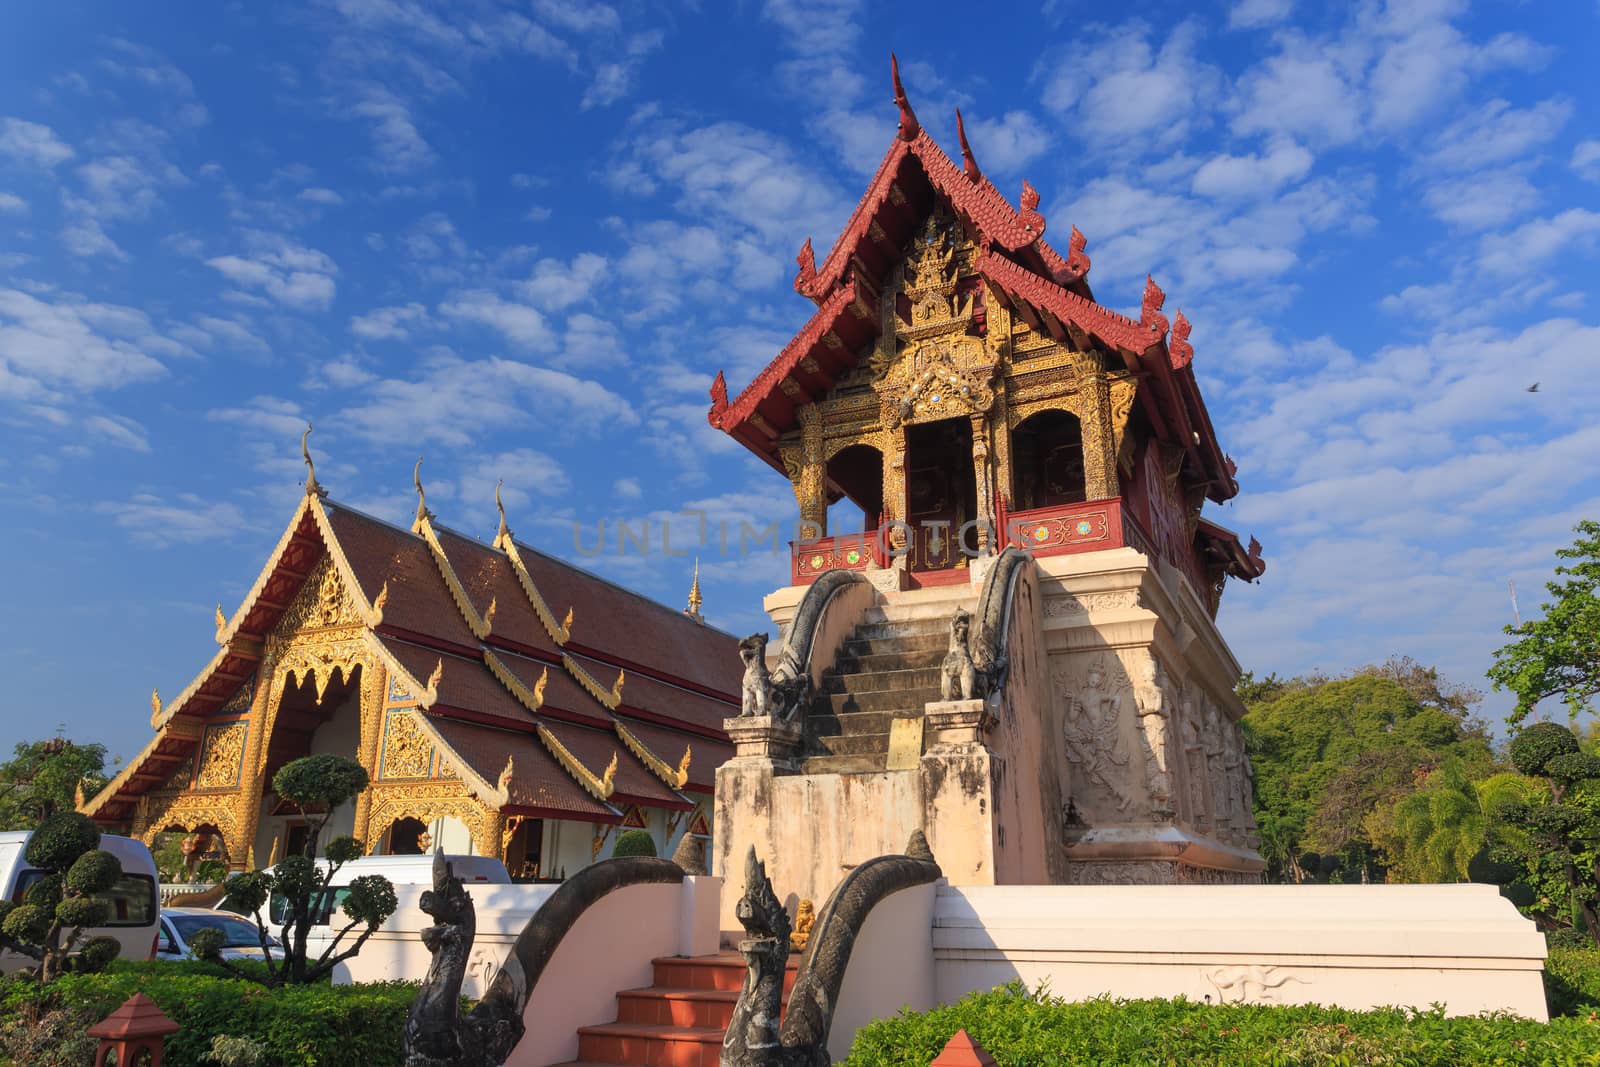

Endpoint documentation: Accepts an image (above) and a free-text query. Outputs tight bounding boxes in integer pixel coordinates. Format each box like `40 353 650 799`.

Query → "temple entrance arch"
1011 409 1088 511
375 813 476 856
905 417 978 571
825 442 884 535
381 816 428 855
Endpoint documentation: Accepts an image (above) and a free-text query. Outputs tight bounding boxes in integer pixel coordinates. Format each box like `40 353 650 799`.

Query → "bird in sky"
1527 383 1540 392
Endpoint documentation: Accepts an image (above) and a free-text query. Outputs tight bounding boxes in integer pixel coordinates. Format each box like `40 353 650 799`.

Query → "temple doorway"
825 443 884 538
905 417 977 572
1011 410 1088 511
382 817 429 855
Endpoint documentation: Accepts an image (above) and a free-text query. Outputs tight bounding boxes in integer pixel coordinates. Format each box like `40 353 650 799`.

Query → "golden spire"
301 423 327 498
412 456 434 529
214 603 226 637
149 688 162 727
685 558 704 621
494 479 512 546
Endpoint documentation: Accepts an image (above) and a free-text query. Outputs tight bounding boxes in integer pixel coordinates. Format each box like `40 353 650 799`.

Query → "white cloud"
1228 0 1292 29
531 0 619 34
613 477 642 499
298 186 344 205
1422 172 1540 230
206 235 339 310
1191 140 1313 199
0 117 73 167
1039 21 1223 146
1572 141 1600 183
580 31 663 110
1230 33 1363 145
1422 98 1571 172
0 192 25 214
519 253 608 310
97 493 248 548
457 447 571 522
0 288 170 399
350 302 430 341
1478 210 1600 276
438 291 551 349
207 395 308 439
337 356 637 446
350 88 435 174
965 111 1050 174
83 413 150 452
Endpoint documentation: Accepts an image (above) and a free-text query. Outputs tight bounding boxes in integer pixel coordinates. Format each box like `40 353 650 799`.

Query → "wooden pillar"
883 423 908 553
1077 350 1119 500
797 404 827 536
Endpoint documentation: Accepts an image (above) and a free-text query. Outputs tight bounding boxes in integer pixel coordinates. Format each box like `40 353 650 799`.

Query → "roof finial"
890 53 920 141
793 237 817 296
955 108 981 181
1169 310 1194 370
494 479 512 545
301 423 327 498
1141 275 1169 339
708 369 728 429
686 558 704 621
1067 224 1091 276
412 456 434 528
1019 180 1045 237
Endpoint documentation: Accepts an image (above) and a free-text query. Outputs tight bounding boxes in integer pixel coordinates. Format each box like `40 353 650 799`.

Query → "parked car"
157 907 281 961
0 829 160 974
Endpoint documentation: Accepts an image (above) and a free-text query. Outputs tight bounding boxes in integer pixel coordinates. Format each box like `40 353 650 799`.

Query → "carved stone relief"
1053 652 1137 819
1202 965 1307 1004
1133 656 1174 820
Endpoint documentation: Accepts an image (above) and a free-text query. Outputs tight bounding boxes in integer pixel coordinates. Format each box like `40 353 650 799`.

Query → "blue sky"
2 1 1597 765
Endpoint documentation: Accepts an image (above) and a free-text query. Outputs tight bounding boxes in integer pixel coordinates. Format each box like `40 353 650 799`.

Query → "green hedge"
846 982 1600 1067
1544 946 1600 1019
0 961 417 1067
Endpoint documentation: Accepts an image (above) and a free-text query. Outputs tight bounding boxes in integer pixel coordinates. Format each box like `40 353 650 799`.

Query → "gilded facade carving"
194 721 249 790
379 709 435 780
365 777 500 857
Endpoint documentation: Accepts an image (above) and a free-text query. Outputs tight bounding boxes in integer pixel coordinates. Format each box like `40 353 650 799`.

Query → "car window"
269 887 349 926
169 913 272 948
13 869 156 927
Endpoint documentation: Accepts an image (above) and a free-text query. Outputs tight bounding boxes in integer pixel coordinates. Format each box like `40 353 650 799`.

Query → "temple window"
1011 410 1087 510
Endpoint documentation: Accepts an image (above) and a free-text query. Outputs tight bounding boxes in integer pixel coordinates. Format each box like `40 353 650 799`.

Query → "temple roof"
708 58 1239 507
83 478 736 828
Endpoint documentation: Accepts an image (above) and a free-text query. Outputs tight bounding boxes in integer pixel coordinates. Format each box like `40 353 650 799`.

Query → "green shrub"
1544 945 1600 1018
0 960 418 1067
612 829 657 858
845 982 1600 1066
1509 722 1580 778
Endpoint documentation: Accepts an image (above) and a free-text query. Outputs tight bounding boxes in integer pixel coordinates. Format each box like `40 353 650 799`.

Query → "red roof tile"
615 715 731 792
431 526 561 656
323 504 480 650
426 717 617 818
540 720 688 808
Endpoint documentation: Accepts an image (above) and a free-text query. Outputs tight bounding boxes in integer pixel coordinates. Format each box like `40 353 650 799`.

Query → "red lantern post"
87 993 180 1067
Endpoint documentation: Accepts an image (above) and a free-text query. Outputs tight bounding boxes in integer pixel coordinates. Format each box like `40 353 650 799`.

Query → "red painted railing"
791 525 884 584
1000 496 1147 559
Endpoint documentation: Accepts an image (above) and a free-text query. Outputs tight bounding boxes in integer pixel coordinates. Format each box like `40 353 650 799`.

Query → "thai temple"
706 60 1267 918
81 455 736 878
85 61 1266 898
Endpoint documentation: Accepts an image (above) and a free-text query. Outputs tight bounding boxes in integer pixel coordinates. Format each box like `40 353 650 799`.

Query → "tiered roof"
84 462 738 829
708 56 1262 582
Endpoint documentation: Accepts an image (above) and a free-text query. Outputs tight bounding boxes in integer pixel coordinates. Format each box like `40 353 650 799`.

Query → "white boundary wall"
932 883 1549 1021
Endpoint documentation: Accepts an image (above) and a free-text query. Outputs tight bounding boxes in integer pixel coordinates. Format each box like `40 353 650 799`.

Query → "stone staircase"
554 952 795 1067
801 586 975 775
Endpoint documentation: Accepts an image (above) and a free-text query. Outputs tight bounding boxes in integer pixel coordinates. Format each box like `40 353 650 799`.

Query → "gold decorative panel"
379 709 435 780
277 553 362 635
194 721 248 790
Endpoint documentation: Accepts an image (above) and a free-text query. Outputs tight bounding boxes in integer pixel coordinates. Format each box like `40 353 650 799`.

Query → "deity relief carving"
1058 654 1135 815
1133 656 1174 819
194 721 248 790
1179 690 1210 831
1201 701 1229 835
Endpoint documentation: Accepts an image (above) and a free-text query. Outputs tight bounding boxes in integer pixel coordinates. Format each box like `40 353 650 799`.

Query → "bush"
1544 945 1600 1018
845 982 1600 1066
612 829 657 858
1508 722 1579 778
0 960 418 1067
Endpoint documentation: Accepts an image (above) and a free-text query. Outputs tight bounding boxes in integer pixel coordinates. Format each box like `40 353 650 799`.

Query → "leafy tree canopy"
1490 519 1600 727
1244 663 1490 882
0 738 109 830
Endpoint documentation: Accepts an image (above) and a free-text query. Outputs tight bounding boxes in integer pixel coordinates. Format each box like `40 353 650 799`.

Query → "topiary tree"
0 812 123 982
611 829 657 858
1494 722 1600 945
199 754 397 985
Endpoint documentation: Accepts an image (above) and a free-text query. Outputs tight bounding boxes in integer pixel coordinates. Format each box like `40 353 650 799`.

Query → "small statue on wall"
1062 656 1134 812
940 609 978 701
1134 656 1174 819
1179 691 1209 830
1201 702 1231 836
738 633 773 718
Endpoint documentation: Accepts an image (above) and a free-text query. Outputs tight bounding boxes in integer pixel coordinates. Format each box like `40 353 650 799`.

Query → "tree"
1493 722 1600 945
1490 520 1600 727
0 812 123 982
1244 666 1491 883
198 754 396 985
1366 758 1487 884
612 829 657 857
0 738 108 830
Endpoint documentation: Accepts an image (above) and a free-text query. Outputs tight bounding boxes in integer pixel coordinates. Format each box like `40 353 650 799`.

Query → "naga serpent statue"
723 831 943 1067
404 850 685 1067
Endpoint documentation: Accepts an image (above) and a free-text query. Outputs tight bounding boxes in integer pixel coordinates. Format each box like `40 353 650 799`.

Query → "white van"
0 830 161 974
